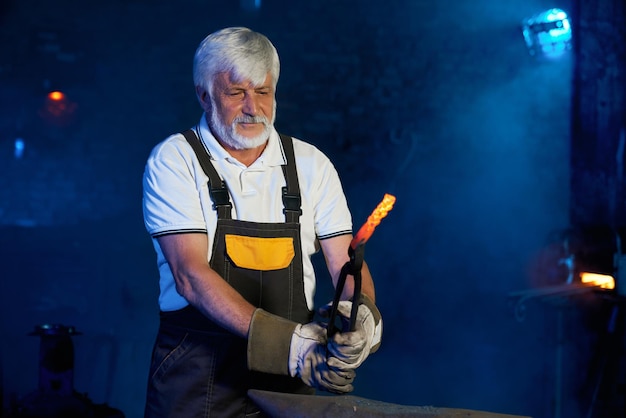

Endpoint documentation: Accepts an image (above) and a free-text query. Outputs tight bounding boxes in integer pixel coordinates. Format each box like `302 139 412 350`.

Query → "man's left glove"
324 294 382 370
247 308 355 394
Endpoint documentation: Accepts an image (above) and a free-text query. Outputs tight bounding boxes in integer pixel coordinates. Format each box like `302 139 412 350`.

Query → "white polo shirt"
143 115 353 311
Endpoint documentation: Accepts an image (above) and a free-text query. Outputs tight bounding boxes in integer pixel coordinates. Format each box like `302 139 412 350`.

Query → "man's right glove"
247 308 355 394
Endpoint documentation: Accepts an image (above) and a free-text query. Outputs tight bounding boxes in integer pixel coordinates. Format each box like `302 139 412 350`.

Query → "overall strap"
279 134 302 223
182 129 302 223
182 129 233 219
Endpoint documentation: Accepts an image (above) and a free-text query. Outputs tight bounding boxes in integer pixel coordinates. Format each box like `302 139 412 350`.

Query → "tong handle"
327 245 363 337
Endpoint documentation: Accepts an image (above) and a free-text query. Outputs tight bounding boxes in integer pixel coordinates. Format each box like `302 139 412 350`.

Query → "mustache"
233 115 270 125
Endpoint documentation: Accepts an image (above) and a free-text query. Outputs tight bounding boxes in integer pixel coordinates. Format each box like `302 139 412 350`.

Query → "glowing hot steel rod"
327 193 396 336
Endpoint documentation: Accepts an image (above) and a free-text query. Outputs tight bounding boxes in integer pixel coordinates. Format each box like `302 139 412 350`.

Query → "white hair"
193 27 280 95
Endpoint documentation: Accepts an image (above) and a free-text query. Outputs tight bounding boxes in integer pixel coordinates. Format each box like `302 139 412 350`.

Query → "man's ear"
195 86 211 112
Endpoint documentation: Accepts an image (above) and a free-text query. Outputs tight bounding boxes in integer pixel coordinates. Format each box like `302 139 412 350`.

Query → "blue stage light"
522 8 572 59
14 138 25 159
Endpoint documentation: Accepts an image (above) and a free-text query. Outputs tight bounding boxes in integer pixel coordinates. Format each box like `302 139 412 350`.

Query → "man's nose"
242 93 258 115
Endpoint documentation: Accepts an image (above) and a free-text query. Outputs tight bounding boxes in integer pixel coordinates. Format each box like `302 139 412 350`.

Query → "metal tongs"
327 243 365 336
326 194 396 337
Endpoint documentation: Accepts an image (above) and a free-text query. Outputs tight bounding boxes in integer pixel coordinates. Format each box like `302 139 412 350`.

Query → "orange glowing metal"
351 193 396 249
580 272 615 290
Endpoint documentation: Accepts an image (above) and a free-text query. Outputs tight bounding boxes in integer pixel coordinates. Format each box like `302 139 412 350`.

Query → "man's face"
206 71 276 150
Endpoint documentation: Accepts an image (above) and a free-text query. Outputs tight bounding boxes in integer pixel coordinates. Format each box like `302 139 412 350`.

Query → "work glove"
322 294 382 370
247 308 355 393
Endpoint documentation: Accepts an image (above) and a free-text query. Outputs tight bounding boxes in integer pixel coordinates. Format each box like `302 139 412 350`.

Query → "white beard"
209 99 276 150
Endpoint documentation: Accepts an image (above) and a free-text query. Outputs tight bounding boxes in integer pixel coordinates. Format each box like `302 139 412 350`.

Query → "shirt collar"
196 114 286 168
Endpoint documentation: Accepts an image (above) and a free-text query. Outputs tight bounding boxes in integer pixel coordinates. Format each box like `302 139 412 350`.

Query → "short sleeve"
292 139 352 240
142 135 208 237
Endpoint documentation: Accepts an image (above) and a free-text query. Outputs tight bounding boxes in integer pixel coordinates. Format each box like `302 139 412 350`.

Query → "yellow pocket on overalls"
224 234 295 271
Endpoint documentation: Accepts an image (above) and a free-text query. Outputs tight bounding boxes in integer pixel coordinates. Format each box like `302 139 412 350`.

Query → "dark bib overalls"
144 131 314 418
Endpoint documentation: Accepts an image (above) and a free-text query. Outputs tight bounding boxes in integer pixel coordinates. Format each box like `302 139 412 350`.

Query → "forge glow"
580 272 616 290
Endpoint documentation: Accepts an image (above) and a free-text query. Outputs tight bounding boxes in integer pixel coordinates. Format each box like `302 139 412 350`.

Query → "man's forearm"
179 266 257 338
357 261 376 303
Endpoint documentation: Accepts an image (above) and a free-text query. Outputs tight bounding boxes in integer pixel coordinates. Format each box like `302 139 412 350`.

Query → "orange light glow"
351 194 396 249
580 272 615 290
40 90 77 124
47 91 66 101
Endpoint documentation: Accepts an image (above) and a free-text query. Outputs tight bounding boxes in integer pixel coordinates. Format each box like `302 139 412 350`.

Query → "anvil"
248 389 531 418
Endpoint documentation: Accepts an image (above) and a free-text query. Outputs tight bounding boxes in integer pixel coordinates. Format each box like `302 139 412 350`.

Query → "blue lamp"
522 8 572 58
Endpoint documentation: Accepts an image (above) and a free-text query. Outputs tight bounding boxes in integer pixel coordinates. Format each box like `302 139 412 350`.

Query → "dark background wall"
0 1 624 417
